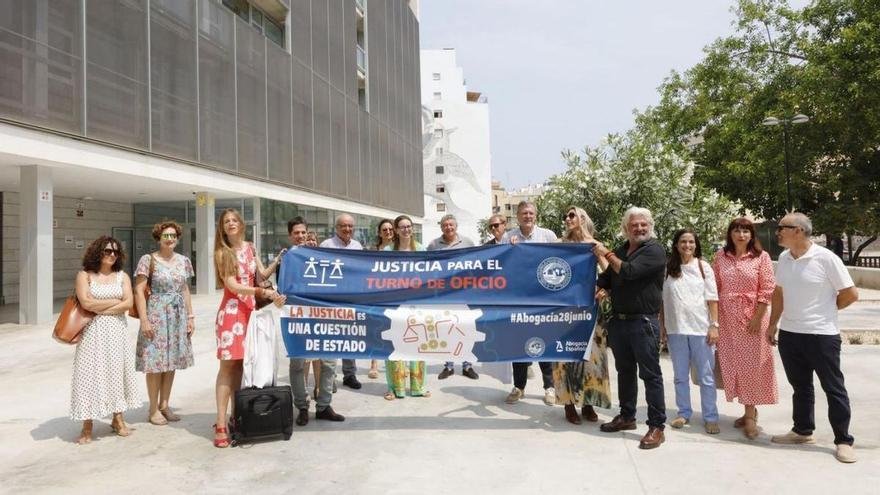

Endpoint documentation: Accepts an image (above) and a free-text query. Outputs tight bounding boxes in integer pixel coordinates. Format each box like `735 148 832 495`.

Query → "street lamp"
762 113 810 211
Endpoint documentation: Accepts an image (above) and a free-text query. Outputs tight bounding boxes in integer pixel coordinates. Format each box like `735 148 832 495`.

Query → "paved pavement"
1 292 878 495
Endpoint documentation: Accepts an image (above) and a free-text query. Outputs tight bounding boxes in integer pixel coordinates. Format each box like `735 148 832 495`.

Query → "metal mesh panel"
267 42 293 184
358 109 371 205
150 0 197 160
310 0 328 78
235 18 267 178
330 88 346 196
0 0 83 134
368 118 380 206
366 0 382 122
312 75 331 192
343 0 356 101
86 0 149 148
345 100 360 202
290 0 311 66
291 59 313 188
327 0 344 93
198 0 235 170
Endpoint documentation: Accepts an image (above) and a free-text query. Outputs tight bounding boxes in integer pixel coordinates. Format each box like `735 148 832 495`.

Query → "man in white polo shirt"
767 212 859 463
320 213 365 390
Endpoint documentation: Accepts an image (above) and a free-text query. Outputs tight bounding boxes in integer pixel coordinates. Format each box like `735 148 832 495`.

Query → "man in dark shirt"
593 207 667 449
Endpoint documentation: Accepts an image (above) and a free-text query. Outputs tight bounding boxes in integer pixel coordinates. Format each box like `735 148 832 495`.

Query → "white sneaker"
505 387 524 404
771 431 816 445
835 444 857 463
543 387 556 406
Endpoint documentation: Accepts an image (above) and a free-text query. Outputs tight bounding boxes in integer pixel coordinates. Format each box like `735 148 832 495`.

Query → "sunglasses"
161 233 178 240
566 212 577 220
775 225 798 231
489 222 505 229
381 227 394 232
102 248 120 257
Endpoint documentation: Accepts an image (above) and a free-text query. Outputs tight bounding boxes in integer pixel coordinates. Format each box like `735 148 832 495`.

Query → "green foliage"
535 126 740 253
641 0 880 249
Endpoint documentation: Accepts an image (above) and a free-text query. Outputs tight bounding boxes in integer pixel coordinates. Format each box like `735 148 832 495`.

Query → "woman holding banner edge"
382 215 431 400
552 207 612 424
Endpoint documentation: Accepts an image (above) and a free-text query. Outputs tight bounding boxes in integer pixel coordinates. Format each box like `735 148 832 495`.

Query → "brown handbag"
53 286 95 345
129 255 155 319
252 244 275 310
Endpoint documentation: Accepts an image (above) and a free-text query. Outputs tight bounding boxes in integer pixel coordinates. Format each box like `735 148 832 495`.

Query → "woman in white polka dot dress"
70 236 140 444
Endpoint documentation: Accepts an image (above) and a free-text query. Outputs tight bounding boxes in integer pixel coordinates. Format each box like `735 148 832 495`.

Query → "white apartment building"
420 48 492 243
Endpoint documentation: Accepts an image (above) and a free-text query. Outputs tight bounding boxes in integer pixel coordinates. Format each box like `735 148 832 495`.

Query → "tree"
535 125 740 253
641 0 880 263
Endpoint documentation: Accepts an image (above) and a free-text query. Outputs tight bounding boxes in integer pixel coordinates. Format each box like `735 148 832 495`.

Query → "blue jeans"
667 334 718 423
444 361 472 370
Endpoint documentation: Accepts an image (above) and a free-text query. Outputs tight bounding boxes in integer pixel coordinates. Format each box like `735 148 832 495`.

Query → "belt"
612 313 657 320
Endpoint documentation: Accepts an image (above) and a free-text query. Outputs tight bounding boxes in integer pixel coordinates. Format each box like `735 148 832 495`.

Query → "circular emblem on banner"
525 337 546 358
537 257 572 291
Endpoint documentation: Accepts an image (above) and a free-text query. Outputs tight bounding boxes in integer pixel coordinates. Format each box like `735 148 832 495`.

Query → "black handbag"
231 385 294 445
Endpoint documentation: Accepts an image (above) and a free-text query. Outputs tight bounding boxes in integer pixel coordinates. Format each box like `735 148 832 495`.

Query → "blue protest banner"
277 243 597 362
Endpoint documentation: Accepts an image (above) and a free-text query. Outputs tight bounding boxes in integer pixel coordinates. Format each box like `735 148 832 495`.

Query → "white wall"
1 192 133 304
420 49 492 243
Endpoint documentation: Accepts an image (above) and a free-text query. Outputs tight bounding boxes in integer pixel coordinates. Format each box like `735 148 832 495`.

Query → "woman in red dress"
212 208 284 448
712 218 777 440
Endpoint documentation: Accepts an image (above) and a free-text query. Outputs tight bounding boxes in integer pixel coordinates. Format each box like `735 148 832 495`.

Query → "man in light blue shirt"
427 214 478 380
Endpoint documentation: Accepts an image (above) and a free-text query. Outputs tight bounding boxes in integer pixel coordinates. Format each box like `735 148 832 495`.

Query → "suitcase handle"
247 394 281 416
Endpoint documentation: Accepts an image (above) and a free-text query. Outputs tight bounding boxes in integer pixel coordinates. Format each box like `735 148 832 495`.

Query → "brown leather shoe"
296 408 309 426
582 405 599 422
315 406 345 422
600 415 637 432
564 404 582 425
638 426 665 449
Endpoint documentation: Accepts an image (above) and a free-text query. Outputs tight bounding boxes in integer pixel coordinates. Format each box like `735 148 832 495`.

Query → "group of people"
66 201 859 463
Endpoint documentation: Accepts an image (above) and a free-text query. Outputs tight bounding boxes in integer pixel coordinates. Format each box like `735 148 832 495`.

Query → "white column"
251 197 261 259
195 192 215 295
19 165 54 324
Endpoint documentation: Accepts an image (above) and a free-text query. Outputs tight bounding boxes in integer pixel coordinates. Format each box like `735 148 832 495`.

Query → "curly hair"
82 235 126 273
151 220 183 241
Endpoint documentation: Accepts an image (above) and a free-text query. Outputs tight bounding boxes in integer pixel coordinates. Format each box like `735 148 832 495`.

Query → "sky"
418 0 760 189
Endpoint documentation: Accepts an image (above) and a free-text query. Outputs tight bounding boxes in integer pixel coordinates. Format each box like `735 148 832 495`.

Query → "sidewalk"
1 292 878 494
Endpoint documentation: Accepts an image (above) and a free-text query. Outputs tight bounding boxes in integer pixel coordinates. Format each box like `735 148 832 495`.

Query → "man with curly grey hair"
592 206 668 449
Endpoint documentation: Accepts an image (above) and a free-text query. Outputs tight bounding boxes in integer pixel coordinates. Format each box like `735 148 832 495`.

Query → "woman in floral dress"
134 221 194 426
552 207 612 424
212 208 285 448
713 217 777 440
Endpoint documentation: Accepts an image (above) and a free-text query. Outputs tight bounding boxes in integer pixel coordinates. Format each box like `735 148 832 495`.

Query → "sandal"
148 411 168 426
368 369 379 379
213 424 230 448
734 410 758 428
743 416 758 440
110 416 131 437
160 407 181 422
384 391 397 401
78 420 93 445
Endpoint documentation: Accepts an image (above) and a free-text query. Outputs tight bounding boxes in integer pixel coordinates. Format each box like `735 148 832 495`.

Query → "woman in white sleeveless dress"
70 236 140 444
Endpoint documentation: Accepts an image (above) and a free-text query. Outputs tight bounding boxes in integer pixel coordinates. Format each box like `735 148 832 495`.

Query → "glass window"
433 110 443 119
435 165 444 174
436 184 445 193
433 129 443 138
251 6 263 31
433 92 441 100
222 0 249 21
436 147 444 156
265 18 284 47
432 72 441 80
436 203 446 212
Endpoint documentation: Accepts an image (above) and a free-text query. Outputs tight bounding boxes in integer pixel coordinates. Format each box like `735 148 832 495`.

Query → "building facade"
0 0 423 323
420 48 491 243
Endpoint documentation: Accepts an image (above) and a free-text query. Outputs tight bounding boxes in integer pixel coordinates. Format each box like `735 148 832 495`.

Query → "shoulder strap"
698 259 705 279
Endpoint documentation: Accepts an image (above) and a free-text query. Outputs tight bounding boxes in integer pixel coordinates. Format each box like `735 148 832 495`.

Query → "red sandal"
213 424 230 448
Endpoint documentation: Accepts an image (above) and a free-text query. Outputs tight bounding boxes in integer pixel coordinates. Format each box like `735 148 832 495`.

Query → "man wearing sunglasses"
484 214 507 245
427 214 478 380
767 213 859 463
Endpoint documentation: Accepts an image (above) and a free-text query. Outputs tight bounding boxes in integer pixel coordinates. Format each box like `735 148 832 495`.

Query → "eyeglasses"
102 249 120 257
775 225 798 232
489 222 505 229
381 227 394 232
398 225 413 231
161 233 178 240
566 212 577 220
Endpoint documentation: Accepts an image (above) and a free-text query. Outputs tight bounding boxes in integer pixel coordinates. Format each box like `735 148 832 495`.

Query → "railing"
855 256 880 268
357 45 366 72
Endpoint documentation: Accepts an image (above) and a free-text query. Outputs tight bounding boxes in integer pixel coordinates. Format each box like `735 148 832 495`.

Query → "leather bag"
53 291 95 345
252 245 275 310
130 255 155 319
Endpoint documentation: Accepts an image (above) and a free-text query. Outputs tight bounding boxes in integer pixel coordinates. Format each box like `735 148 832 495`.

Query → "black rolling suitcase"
231 385 294 445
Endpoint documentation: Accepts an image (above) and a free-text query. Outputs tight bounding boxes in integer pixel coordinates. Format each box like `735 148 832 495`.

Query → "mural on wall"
421 106 487 241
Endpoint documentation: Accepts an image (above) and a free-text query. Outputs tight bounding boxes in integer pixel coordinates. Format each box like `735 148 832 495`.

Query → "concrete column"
251 197 261 259
19 165 53 324
195 192 215 295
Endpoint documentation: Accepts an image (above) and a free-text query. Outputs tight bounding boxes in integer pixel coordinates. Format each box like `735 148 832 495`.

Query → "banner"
277 243 597 362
